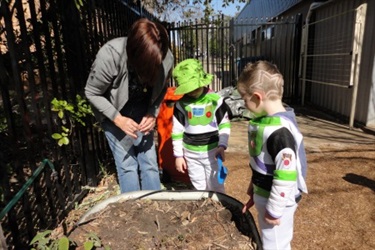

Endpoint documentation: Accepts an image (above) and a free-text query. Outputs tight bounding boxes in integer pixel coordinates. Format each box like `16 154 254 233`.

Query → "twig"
155 215 160 231
212 242 229 249
76 206 109 226
200 198 209 207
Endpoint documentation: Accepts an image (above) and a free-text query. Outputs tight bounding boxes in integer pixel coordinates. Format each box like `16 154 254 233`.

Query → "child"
171 59 231 193
237 61 308 250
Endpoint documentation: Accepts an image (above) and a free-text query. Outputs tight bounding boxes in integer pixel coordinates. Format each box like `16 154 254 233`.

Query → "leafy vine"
51 95 94 146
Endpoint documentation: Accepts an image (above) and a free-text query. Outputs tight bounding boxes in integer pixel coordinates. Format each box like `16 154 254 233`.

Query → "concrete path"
227 107 375 154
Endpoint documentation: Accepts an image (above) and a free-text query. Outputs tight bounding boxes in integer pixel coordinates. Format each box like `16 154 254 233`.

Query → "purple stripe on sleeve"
254 156 275 174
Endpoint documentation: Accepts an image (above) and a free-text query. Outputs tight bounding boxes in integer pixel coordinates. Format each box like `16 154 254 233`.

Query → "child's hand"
264 211 281 226
242 182 254 213
242 198 254 213
175 157 187 174
216 146 226 161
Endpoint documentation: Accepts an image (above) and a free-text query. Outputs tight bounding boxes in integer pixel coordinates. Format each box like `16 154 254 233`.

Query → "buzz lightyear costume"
248 111 308 250
171 59 231 193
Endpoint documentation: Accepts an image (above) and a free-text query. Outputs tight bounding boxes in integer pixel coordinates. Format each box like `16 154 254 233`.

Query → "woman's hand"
139 114 156 135
113 114 140 139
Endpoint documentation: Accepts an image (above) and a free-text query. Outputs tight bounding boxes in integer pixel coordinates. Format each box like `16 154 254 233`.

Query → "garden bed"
69 191 261 249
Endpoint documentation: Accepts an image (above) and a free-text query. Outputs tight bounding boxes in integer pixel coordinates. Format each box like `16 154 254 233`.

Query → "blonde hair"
237 61 284 100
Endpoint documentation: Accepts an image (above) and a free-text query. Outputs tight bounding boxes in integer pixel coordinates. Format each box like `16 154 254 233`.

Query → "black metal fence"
167 17 238 91
0 0 155 248
231 15 303 103
0 0 303 247
168 15 302 103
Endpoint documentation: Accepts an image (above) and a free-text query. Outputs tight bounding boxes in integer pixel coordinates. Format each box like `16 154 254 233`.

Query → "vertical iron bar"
1 2 31 138
28 0 53 135
39 0 59 98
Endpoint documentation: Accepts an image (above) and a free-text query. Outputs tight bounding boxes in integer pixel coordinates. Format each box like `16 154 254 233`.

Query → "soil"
224 113 375 250
52 108 375 250
69 198 257 249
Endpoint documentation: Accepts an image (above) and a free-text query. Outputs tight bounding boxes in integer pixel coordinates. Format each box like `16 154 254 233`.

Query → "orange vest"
156 87 190 183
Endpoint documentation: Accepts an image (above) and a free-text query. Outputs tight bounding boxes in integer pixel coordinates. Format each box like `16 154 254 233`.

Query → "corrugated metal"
230 16 302 103
234 0 375 127
304 0 374 127
237 0 303 19
306 3 355 115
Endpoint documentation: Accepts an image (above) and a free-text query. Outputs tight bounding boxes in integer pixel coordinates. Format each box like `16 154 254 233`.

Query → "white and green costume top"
172 88 231 157
248 110 308 219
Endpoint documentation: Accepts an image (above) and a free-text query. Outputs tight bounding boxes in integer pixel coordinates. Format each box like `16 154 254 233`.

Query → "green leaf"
61 126 70 133
87 232 100 242
65 104 74 112
58 110 64 119
52 133 62 139
58 237 70 250
62 137 70 145
58 137 69 146
84 241 94 250
29 230 52 244
51 98 59 106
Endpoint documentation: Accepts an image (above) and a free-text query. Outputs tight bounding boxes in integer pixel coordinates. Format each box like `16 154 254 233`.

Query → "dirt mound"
69 198 258 249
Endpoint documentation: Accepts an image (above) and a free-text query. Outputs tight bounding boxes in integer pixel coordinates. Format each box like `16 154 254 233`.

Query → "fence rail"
167 15 302 103
0 0 154 248
167 17 236 91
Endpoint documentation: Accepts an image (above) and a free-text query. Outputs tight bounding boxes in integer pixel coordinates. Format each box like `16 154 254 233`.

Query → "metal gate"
167 14 302 104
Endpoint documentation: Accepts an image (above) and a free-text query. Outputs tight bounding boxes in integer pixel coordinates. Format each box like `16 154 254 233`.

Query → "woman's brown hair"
126 18 169 86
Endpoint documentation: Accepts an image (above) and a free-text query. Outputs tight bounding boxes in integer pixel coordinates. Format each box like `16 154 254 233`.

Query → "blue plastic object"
217 155 228 184
132 131 143 146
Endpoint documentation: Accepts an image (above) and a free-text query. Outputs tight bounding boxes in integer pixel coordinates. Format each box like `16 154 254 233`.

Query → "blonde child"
237 60 308 250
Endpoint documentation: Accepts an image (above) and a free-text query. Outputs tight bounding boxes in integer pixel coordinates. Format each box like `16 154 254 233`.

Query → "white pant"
184 148 225 193
254 194 298 250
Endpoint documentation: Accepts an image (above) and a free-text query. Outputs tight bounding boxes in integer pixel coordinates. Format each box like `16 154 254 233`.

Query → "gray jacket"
85 37 174 122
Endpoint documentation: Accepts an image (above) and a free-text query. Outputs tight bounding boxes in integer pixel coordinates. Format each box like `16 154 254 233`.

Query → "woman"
85 18 174 193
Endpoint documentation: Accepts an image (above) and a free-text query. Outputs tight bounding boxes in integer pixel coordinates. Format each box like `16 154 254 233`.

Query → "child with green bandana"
237 60 308 250
171 59 231 193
